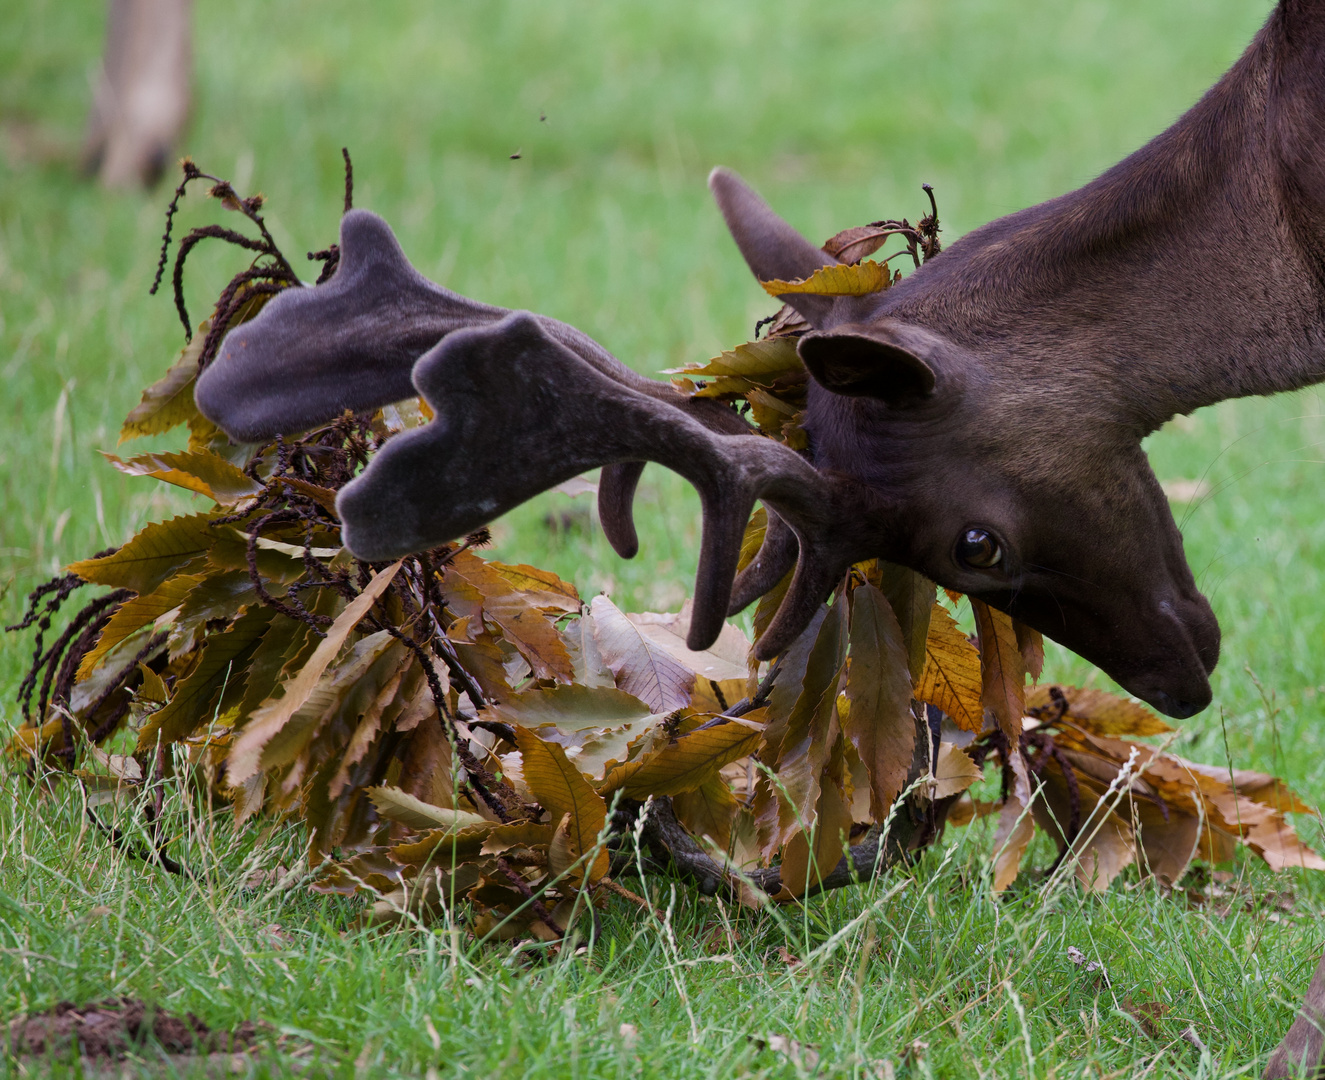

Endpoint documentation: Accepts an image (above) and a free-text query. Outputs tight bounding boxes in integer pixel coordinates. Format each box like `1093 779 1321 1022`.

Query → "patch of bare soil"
8 997 260 1063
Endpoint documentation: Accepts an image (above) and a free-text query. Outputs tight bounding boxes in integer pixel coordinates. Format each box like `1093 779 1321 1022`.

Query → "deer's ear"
709 167 844 327
797 321 939 401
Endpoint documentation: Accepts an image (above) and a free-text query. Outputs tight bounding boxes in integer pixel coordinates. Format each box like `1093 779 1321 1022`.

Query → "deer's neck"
885 9 1325 434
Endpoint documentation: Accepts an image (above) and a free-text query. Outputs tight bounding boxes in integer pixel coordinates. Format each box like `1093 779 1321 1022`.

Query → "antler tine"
337 312 893 653
742 470 897 659
194 208 740 564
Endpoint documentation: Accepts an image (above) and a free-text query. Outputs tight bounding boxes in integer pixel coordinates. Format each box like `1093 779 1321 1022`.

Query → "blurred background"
4 0 1320 803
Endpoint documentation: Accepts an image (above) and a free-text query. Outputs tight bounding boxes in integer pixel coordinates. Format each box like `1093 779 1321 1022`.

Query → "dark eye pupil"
957 528 1002 569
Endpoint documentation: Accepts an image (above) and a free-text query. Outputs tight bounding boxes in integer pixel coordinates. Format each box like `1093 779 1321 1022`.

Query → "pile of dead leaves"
6 162 1320 942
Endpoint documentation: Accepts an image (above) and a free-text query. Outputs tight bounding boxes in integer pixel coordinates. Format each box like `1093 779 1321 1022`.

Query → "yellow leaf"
971 598 1024 743
914 603 983 732
666 336 805 399
226 561 402 783
102 449 265 504
515 727 609 883
600 714 766 798
761 260 892 298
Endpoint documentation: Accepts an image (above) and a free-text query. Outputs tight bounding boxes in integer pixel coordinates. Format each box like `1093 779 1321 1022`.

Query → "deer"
194 2 1325 1073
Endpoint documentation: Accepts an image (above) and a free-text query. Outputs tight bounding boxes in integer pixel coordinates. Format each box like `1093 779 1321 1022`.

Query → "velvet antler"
193 209 744 562
336 313 898 657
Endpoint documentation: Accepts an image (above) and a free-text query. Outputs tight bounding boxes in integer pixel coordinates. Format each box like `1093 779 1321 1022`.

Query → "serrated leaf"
492 684 655 732
76 573 203 679
227 562 402 784
445 550 573 683
667 336 805 399
991 797 1035 892
843 584 914 818
118 331 207 443
761 261 892 297
1014 620 1044 683
601 713 766 798
1027 684 1172 736
624 601 752 683
136 606 274 749
103 448 265 503
70 513 220 596
589 594 695 712
913 602 983 732
515 727 609 883
932 742 983 799
971 599 1024 743
480 821 556 855
487 561 581 613
390 824 493 866
875 563 935 684
672 777 754 867
757 601 847 853
368 786 489 832
775 765 853 899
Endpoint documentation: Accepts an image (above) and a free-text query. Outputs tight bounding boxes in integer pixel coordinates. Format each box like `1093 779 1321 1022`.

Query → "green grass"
3 0 1324 1075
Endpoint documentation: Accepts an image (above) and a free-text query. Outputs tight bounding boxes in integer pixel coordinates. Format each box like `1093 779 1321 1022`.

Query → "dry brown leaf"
775 768 853 899
514 727 609 883
933 743 983 800
914 602 983 732
492 684 655 732
445 550 573 683
487 560 581 613
227 561 402 783
672 777 758 868
874 563 935 684
991 797 1036 892
589 595 695 712
368 787 489 832
1027 684 1172 736
971 598 1024 743
842 584 913 817
1014 620 1044 683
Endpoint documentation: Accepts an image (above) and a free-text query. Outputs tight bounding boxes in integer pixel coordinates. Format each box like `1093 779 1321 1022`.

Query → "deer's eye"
956 528 1002 570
